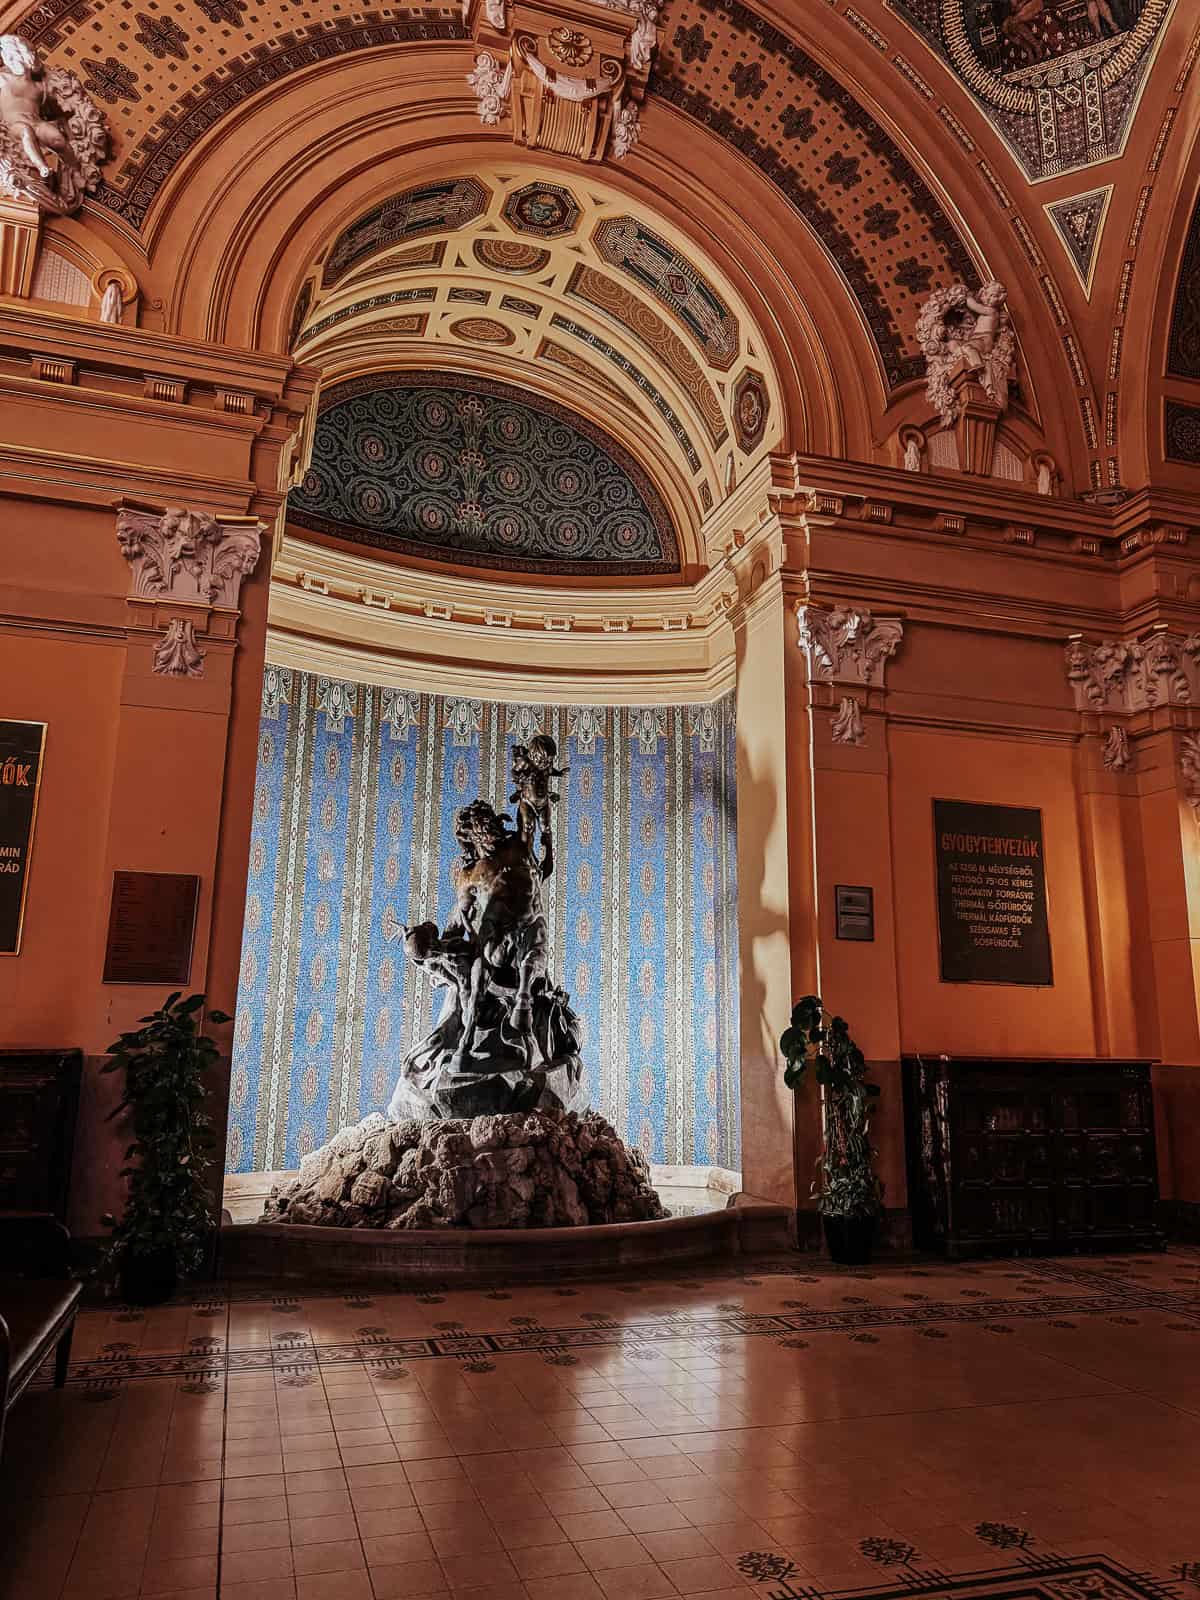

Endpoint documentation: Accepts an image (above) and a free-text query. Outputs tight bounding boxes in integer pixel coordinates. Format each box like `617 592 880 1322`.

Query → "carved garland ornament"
916 281 1016 428
0 35 109 215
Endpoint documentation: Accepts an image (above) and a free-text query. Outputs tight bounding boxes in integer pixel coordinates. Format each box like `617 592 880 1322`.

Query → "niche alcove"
219 164 795 1249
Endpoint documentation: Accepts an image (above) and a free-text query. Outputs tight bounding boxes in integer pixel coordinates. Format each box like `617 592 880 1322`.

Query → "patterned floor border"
48 1250 1200 1391
728 1554 1186 1600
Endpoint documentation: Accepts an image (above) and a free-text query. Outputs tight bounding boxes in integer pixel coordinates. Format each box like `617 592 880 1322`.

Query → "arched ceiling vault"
285 164 787 566
12 0 1193 488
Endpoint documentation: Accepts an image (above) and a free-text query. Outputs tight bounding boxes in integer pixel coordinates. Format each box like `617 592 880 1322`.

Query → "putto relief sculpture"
0 35 108 214
263 739 665 1229
917 280 1016 427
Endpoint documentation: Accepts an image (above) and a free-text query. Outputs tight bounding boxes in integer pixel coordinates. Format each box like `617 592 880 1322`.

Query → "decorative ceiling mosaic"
21 4 468 231
567 264 728 446
501 181 581 238
472 239 552 274
288 371 681 575
1044 187 1112 293
651 0 976 385
593 217 740 370
1168 188 1200 381
18 0 978 387
889 0 1172 180
322 179 489 287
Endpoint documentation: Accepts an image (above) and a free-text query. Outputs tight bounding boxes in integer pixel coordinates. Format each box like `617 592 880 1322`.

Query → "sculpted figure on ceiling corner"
0 35 108 214
916 280 1016 428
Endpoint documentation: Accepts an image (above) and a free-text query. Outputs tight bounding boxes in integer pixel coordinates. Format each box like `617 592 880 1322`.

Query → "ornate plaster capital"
797 605 904 689
116 502 264 609
1065 627 1200 714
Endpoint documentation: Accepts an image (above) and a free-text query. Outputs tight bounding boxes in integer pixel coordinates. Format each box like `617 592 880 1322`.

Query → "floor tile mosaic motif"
2 1248 1198 1599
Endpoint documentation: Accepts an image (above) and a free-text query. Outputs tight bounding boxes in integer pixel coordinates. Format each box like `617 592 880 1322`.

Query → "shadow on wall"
226 669 740 1175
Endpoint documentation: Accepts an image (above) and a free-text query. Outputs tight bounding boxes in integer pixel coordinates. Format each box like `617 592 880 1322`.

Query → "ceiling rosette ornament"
0 35 109 214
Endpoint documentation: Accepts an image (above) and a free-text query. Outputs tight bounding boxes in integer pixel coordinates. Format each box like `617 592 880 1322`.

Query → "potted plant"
780 994 883 1265
101 992 230 1305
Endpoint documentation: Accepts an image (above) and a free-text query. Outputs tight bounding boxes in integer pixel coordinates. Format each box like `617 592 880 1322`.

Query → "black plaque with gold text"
103 872 200 985
933 799 1052 986
0 720 47 956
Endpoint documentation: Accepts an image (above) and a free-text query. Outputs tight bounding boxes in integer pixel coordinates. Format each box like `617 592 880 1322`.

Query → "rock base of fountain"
261 1109 666 1230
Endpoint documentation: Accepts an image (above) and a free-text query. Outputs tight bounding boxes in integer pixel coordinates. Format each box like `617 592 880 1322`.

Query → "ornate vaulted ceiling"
286 167 783 557
9 0 1198 502
289 370 681 575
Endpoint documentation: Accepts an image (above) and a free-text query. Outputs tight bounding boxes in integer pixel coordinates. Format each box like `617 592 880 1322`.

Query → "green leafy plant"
780 994 883 1219
100 992 230 1277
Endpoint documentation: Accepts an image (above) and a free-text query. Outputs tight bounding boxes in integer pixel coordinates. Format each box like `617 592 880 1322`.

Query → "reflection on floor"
2 1248 1199 1599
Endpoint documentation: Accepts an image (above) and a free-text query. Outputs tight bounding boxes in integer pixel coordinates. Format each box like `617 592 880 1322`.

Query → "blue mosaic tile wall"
227 668 740 1174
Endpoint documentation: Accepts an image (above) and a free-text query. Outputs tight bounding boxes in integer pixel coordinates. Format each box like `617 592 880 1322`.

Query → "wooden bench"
0 1213 82 1465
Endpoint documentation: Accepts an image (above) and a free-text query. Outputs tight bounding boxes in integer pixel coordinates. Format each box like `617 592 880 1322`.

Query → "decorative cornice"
796 605 904 689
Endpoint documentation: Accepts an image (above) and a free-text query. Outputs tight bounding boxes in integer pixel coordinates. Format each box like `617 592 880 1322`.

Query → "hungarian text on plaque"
933 798 1053 986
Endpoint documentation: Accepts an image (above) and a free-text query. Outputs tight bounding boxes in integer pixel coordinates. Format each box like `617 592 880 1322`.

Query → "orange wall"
889 726 1098 1059
0 628 123 1045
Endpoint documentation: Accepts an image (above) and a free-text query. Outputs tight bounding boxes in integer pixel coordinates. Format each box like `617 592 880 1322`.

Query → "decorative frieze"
797 605 904 689
1065 627 1200 714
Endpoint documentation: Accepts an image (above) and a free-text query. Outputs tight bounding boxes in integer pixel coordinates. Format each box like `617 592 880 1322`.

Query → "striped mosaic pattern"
228 669 739 1174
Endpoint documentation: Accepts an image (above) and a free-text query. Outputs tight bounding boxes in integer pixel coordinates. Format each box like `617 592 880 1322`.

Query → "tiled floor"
3 1247 1199 1600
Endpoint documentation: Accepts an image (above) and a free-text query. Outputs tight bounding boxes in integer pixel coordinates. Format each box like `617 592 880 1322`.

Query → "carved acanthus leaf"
831 696 865 746
797 605 904 688
116 504 263 609
153 618 206 678
1180 734 1200 811
1065 631 1200 714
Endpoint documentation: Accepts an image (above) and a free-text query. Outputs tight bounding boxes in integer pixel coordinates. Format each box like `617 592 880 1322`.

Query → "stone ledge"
218 1203 795 1285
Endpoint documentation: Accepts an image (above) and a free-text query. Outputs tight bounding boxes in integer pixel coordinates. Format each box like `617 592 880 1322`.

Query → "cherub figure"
0 36 73 180
509 734 568 878
916 280 1016 426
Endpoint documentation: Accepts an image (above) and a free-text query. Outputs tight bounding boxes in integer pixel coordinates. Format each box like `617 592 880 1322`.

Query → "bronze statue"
509 733 568 877
388 743 584 1121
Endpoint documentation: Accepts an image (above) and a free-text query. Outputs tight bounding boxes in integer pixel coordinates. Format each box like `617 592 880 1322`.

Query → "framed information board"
0 719 47 956
103 871 200 985
933 799 1052 986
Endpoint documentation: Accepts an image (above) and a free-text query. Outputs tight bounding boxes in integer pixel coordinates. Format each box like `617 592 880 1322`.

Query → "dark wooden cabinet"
0 1051 81 1221
902 1055 1162 1258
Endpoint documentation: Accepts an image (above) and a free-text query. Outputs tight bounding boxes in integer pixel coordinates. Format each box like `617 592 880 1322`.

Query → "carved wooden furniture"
903 1055 1161 1258
0 1213 81 1467
0 1050 81 1221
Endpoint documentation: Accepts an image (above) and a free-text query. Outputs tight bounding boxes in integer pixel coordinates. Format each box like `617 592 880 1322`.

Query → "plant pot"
119 1248 178 1306
822 1213 877 1266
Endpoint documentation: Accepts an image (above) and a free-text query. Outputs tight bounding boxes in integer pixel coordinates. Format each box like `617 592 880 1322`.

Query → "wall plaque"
103 871 200 985
933 799 1052 986
0 720 47 956
835 885 874 941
